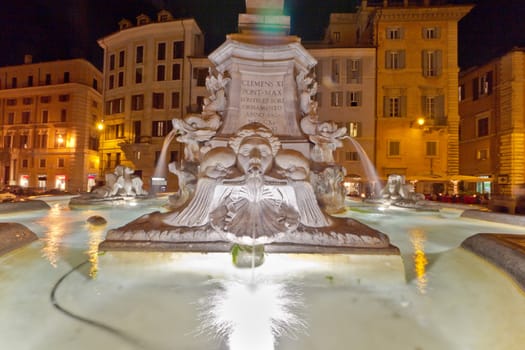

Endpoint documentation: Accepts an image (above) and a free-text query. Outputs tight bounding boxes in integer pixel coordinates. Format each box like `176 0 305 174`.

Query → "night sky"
0 0 523 70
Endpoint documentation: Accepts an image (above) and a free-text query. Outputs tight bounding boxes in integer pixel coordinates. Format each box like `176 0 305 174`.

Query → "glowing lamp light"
57 134 64 145
97 122 104 131
416 117 426 127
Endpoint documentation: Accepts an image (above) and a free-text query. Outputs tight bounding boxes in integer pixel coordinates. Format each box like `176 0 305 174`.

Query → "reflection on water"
409 229 428 294
199 279 306 350
40 204 67 267
86 224 105 278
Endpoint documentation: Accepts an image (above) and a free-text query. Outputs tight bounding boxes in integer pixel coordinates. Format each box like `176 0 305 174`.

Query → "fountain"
69 164 149 207
99 0 398 259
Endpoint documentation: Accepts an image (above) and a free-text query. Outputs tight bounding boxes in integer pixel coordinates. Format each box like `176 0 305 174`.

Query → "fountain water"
347 136 381 196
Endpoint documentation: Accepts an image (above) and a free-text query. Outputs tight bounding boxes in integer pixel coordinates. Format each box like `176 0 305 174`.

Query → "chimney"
24 54 33 64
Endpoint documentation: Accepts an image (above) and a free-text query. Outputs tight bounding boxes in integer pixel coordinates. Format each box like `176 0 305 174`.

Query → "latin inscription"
239 75 285 132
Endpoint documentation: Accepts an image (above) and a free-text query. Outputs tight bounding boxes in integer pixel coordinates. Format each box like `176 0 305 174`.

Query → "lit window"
348 122 361 137
476 149 489 160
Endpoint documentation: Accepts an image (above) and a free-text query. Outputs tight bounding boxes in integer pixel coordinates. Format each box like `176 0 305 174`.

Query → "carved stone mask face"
237 136 273 175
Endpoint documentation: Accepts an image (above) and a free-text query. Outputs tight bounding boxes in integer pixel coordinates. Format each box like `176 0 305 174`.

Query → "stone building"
459 48 525 212
97 10 208 191
0 57 102 192
319 0 472 195
306 46 377 195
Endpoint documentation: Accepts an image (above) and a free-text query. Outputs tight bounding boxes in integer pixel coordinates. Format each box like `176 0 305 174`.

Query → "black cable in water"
49 259 143 348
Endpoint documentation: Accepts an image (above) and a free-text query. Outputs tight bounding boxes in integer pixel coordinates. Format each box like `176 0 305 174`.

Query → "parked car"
0 191 17 202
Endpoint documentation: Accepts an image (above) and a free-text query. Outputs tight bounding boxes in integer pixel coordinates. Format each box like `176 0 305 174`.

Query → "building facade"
321 0 472 195
97 10 207 191
0 57 102 192
459 48 525 211
306 47 377 195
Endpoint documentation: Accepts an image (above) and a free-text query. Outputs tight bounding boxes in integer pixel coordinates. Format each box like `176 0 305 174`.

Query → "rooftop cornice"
374 5 474 22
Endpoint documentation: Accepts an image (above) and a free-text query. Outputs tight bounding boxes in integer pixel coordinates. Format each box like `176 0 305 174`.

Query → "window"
60 109 67 122
6 98 17 106
105 98 125 114
480 71 493 96
40 96 51 103
23 97 33 105
331 91 343 107
170 151 179 162
384 96 406 117
388 140 401 157
172 63 181 80
118 72 124 87
7 112 14 124
425 141 438 157
105 124 124 139
346 59 361 84
22 111 30 123
135 68 143 84
36 134 48 148
459 84 465 102
58 94 70 102
386 27 402 40
333 31 341 42
4 135 12 148
157 42 166 60
119 50 125 67
477 117 489 137
193 68 208 86
131 94 144 111
45 74 51 85
39 159 46 168
93 78 98 90
11 77 17 88
22 159 29 168
152 120 172 137
385 51 405 69
63 72 70 83
346 91 362 107
348 122 361 137
173 41 184 59
109 54 115 70
89 136 99 151
136 45 144 64
156 65 166 81
152 93 164 109
331 59 340 84
345 152 359 161
58 158 65 168
109 75 115 89
171 92 180 109
422 95 444 122
28 76 33 87
19 135 28 149
40 110 48 123
423 27 440 39
422 50 442 77
476 149 489 160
